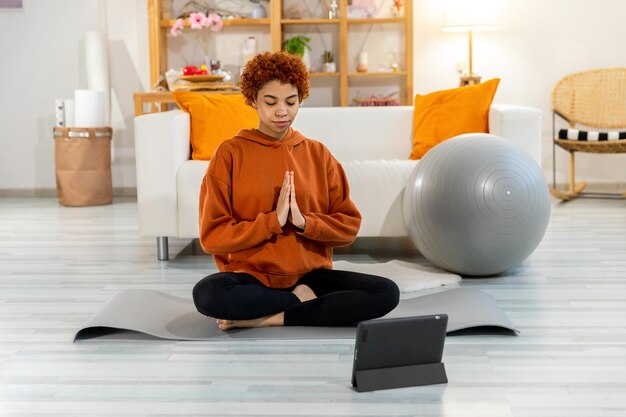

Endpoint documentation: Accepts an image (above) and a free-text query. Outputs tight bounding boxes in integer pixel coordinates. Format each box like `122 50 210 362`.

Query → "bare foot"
293 284 317 302
216 312 284 331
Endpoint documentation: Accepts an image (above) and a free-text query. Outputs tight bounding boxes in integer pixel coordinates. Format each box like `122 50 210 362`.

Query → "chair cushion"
172 92 259 160
410 79 500 159
558 128 626 141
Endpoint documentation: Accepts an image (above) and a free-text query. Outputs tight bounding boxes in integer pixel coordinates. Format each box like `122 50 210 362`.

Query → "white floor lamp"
442 0 498 86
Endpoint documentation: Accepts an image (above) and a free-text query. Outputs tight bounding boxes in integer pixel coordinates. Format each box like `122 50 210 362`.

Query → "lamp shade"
442 0 498 32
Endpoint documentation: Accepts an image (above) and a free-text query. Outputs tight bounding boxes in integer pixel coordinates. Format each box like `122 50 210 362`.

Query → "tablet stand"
353 362 447 392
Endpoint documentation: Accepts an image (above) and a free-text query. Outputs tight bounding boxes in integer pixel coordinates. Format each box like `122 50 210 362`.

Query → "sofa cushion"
336 159 417 236
292 106 414 161
410 78 500 159
177 160 209 238
175 159 418 239
173 92 259 160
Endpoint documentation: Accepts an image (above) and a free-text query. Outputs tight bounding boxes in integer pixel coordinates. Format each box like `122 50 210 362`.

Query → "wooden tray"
179 74 224 82
173 82 238 92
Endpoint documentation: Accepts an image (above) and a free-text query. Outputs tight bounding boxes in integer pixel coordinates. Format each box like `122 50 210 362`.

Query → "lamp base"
460 75 481 87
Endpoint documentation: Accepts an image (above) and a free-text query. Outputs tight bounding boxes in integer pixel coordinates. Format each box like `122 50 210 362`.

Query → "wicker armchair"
551 68 626 200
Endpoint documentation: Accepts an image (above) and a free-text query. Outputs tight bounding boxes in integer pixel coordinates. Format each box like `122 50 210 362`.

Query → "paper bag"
53 127 112 206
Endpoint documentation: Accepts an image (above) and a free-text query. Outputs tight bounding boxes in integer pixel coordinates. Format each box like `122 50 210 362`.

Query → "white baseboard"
1 183 623 198
551 182 625 193
0 187 137 197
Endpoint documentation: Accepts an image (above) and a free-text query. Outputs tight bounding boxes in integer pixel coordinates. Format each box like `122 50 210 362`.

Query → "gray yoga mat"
74 288 517 341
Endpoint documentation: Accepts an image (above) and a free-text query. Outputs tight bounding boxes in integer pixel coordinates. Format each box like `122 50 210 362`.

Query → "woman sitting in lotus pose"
192 51 399 330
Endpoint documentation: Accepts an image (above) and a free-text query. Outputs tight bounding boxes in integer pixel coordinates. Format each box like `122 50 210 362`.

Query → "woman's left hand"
288 172 306 230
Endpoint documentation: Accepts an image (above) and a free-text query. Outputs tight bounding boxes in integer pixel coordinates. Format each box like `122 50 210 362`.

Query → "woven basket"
53 127 113 206
352 96 400 107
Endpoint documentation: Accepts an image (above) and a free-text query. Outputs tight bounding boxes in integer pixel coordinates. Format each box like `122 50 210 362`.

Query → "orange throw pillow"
410 78 500 159
173 92 259 160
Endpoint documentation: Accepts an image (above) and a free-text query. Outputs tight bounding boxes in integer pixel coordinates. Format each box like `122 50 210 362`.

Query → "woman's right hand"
276 171 291 227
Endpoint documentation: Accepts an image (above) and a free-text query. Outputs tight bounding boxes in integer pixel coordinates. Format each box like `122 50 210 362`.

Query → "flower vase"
251 4 267 18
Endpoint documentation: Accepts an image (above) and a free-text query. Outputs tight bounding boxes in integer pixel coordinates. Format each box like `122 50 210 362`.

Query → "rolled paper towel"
55 99 65 127
85 30 110 125
74 90 105 127
64 99 75 127
242 36 258 65
244 36 258 53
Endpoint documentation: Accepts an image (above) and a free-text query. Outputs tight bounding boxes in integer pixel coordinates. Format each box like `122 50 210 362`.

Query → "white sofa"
134 104 542 260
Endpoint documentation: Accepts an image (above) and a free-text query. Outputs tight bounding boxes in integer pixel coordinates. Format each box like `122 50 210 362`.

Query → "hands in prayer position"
276 171 306 230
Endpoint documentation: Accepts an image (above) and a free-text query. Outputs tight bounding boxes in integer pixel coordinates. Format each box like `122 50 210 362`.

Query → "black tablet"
351 314 448 392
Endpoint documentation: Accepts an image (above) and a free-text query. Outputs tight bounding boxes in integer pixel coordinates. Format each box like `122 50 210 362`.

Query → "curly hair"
239 51 310 106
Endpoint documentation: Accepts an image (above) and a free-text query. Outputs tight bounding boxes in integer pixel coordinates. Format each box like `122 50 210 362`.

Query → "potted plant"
283 35 311 56
283 35 312 69
321 50 337 73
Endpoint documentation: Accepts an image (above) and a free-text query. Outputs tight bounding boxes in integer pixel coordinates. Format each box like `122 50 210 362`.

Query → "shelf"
347 17 405 24
160 18 270 28
148 0 413 107
282 18 339 25
348 71 407 77
282 17 406 26
309 72 341 78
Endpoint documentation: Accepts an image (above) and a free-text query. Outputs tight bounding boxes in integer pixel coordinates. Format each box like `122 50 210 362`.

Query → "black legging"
192 269 400 326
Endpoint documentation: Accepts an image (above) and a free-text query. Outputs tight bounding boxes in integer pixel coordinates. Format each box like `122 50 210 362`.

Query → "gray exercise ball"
403 134 551 276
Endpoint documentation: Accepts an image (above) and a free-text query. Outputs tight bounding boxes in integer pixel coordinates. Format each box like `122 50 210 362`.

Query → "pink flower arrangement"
206 13 223 32
189 11 205 29
169 11 224 60
170 12 223 37
170 18 184 37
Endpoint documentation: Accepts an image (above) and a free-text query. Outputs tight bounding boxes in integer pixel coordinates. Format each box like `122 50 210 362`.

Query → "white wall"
0 0 148 192
414 0 626 187
1 0 625 192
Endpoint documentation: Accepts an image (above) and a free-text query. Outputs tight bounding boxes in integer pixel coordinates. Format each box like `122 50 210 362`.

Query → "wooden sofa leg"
157 236 169 261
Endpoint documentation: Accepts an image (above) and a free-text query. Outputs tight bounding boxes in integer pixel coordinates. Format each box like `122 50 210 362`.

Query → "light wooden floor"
0 197 625 417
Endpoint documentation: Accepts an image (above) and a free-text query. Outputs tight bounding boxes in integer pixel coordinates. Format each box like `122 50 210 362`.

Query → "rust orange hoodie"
198 128 362 288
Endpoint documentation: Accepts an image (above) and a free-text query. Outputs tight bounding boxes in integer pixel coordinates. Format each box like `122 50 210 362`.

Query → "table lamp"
442 0 498 86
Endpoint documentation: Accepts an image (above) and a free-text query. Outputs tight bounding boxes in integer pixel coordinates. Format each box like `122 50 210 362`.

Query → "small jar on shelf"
321 50 337 73
356 52 368 73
